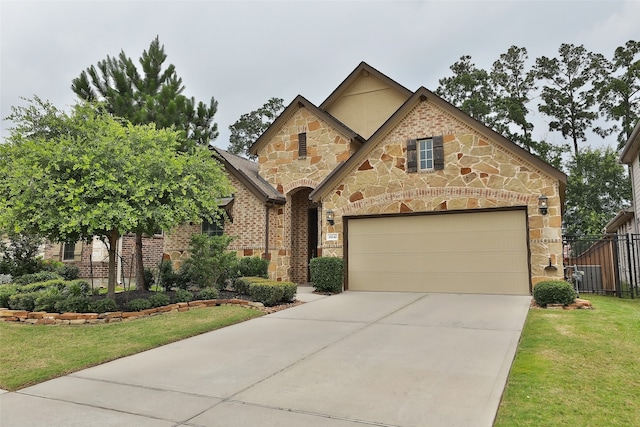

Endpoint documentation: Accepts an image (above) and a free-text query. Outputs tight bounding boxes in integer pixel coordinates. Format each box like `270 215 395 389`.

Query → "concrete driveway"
0 290 531 427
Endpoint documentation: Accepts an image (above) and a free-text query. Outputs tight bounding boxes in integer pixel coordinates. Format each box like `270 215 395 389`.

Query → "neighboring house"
618 120 640 234
46 62 568 294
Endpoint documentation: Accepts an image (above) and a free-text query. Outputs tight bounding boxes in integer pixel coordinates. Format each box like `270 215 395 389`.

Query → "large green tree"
595 40 640 148
1 99 232 298
72 37 220 288
228 97 285 159
436 55 494 126
563 147 631 236
535 43 607 156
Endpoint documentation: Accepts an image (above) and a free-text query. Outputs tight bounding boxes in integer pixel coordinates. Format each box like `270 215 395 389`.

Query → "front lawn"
494 295 640 426
0 306 262 391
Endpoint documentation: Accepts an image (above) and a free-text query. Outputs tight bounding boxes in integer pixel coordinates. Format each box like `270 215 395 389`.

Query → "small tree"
181 234 237 289
0 232 44 277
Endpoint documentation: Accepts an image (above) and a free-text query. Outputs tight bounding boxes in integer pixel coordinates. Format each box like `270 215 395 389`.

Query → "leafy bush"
533 280 577 307
13 271 62 286
0 273 13 285
248 278 296 306
34 288 64 312
148 292 170 308
173 289 193 303
143 268 155 290
59 264 80 281
0 285 18 308
40 259 64 273
55 296 91 313
237 257 269 278
9 292 39 311
88 298 118 313
181 234 237 289
233 277 252 295
0 233 44 277
64 280 91 297
196 287 219 300
19 279 66 294
157 260 179 291
309 257 344 293
127 298 152 312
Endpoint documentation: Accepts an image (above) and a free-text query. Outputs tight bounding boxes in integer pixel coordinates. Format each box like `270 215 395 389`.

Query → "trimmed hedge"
309 257 344 293
88 298 118 314
196 287 220 300
533 280 577 307
232 277 251 295
127 298 152 312
148 292 171 308
245 277 296 306
173 289 193 303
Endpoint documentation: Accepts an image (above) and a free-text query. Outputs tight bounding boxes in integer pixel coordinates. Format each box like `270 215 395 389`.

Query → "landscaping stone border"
0 298 266 325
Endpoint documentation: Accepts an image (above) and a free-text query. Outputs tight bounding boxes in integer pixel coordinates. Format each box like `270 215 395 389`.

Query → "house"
618 120 640 234
48 62 567 294
196 62 565 295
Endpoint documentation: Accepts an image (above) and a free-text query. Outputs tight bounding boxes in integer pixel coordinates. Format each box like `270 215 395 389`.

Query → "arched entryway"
289 187 318 283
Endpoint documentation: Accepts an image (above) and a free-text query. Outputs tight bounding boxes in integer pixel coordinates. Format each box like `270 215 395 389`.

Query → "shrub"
9 292 39 311
143 268 155 290
64 280 91 297
233 277 252 295
0 233 44 276
181 234 237 289
88 298 118 313
55 296 91 313
58 264 80 281
533 280 577 307
127 298 152 312
237 257 269 278
148 292 170 308
173 289 193 303
19 279 66 294
40 259 64 273
34 288 64 312
309 257 344 293
13 271 62 286
196 287 219 300
248 278 297 306
0 285 18 308
0 273 13 285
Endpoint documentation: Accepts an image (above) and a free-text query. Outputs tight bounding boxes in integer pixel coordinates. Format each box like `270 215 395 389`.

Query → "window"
202 220 224 237
419 138 434 170
62 242 76 261
298 132 307 158
406 136 444 173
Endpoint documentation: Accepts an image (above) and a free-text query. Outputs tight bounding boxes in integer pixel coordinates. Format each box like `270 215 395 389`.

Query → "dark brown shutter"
298 132 307 158
433 135 444 170
406 139 417 173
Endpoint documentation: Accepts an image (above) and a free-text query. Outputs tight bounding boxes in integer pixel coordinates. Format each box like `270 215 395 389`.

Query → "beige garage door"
346 209 530 295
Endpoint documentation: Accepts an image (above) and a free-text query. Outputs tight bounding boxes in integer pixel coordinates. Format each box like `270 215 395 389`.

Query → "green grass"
494 295 640 427
0 306 262 391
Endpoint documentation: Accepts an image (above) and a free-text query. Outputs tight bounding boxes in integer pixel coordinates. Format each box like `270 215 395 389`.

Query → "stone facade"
319 101 563 286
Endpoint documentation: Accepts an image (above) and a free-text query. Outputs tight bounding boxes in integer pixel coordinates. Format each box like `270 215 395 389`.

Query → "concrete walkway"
0 290 531 427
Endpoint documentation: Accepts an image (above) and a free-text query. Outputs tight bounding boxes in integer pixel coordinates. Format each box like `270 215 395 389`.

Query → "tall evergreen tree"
534 43 607 156
228 97 285 159
594 40 640 148
71 37 220 289
436 55 494 126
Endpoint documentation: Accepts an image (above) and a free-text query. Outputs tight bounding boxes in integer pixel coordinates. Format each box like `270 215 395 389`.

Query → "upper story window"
418 138 434 170
406 136 444 173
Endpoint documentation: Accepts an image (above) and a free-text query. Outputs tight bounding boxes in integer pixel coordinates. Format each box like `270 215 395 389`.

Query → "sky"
1 0 638 151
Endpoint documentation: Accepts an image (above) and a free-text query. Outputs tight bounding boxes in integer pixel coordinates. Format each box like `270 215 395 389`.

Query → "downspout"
116 236 123 285
264 203 270 260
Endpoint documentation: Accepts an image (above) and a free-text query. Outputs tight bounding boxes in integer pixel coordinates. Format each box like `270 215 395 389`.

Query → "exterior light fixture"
538 195 548 216
326 210 335 225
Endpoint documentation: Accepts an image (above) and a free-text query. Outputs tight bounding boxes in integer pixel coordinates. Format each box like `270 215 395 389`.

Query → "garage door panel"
347 210 529 295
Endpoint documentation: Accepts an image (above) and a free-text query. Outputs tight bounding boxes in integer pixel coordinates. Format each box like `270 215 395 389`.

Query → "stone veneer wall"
320 100 564 287
257 107 358 282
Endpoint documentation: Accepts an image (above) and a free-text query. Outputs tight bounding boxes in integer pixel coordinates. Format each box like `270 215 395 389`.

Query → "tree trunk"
106 230 119 300
135 232 146 290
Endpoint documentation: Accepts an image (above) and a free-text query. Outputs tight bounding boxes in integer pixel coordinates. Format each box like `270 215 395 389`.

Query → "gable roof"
212 147 285 205
310 86 567 203
319 61 413 111
248 95 366 157
619 120 640 164
605 208 634 233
